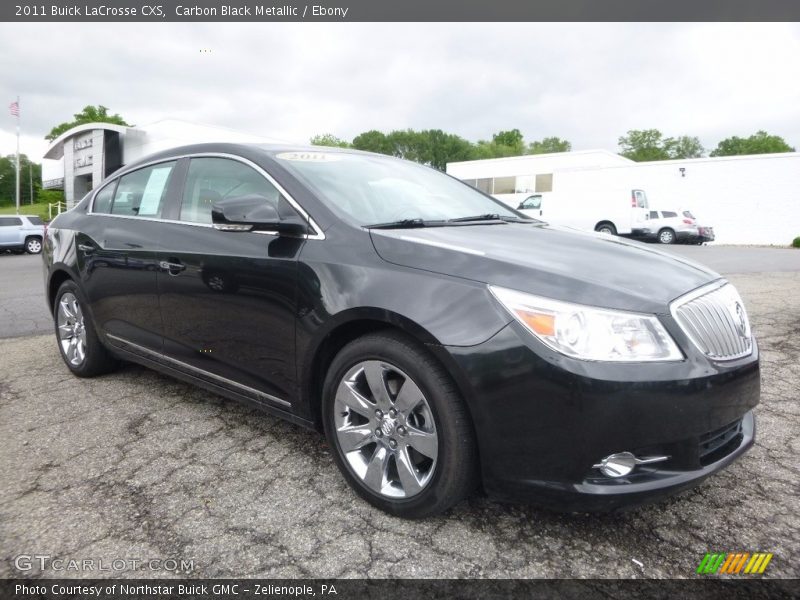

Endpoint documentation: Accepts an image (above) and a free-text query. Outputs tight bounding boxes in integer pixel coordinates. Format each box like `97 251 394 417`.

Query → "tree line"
312 128 795 169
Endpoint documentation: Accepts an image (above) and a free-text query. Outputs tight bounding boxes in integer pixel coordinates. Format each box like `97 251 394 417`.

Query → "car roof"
121 142 375 172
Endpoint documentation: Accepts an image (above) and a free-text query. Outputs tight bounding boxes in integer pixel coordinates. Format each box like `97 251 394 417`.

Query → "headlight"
489 286 683 362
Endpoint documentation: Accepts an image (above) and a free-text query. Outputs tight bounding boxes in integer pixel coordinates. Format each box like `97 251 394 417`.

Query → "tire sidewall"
659 228 675 244
322 335 468 517
53 280 110 376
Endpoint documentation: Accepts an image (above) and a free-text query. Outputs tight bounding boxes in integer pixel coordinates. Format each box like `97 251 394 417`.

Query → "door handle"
78 242 95 254
159 259 186 274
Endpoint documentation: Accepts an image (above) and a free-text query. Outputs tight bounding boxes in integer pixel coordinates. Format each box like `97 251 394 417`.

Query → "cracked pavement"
0 251 798 579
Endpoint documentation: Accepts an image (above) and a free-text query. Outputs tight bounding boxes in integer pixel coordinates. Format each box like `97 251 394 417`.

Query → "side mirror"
211 195 309 236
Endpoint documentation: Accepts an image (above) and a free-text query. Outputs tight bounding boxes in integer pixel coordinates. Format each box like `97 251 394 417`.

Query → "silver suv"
0 215 45 254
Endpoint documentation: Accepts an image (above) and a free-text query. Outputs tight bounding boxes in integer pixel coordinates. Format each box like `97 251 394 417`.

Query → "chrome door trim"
105 333 291 408
87 152 325 240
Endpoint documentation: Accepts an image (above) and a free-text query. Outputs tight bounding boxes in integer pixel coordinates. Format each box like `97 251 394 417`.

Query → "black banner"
2 579 799 600
2 0 800 22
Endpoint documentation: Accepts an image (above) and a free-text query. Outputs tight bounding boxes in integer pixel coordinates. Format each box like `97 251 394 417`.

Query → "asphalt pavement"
0 246 798 578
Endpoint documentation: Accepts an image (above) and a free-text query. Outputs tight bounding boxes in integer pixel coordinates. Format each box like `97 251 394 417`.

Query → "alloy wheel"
333 360 438 499
57 292 87 366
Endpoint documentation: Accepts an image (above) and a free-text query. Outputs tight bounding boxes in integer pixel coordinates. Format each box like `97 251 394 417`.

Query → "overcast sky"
1 22 798 163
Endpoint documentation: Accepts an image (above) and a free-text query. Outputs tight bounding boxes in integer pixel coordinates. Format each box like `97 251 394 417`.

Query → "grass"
0 200 57 221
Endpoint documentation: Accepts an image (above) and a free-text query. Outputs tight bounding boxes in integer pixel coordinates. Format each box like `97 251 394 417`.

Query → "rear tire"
53 280 118 377
595 222 617 236
25 237 42 254
322 331 478 518
658 228 676 244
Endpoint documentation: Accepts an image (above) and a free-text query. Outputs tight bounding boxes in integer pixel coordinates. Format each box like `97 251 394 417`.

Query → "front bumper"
445 320 760 511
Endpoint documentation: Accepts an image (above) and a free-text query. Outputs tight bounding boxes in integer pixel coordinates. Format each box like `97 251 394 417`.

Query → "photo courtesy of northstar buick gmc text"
42 143 759 518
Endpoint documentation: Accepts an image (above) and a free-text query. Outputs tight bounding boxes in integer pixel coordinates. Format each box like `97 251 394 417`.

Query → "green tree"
0 154 42 206
663 136 705 159
423 129 474 171
527 136 572 154
618 129 671 161
309 133 351 148
619 129 706 161
352 130 394 155
45 105 130 141
491 129 525 154
710 131 795 157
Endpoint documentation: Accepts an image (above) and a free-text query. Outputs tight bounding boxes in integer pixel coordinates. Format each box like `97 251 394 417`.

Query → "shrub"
793 237 800 248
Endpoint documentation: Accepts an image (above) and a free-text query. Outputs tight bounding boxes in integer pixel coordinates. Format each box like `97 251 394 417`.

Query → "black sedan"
43 144 759 518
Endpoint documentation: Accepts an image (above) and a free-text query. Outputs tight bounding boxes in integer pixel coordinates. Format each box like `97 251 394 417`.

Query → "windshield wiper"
447 213 502 223
365 218 444 229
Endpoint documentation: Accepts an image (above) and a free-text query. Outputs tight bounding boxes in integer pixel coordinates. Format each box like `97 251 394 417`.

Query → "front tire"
322 331 477 518
53 280 118 377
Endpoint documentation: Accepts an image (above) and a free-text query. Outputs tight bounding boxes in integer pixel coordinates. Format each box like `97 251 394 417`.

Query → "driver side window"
180 157 296 224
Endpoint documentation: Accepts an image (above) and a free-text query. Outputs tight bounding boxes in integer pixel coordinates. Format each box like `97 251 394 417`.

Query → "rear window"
0 217 22 226
26 216 43 225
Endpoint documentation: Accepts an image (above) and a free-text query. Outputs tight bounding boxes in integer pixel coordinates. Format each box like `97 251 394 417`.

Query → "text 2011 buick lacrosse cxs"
43 144 759 518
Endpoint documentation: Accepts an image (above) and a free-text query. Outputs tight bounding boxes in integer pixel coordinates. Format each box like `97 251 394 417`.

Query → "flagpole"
15 95 20 214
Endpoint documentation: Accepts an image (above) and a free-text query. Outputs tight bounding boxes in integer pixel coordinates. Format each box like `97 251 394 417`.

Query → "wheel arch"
300 309 476 435
594 220 617 233
47 268 75 315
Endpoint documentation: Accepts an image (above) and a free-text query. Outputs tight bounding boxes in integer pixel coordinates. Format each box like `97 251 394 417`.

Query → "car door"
0 217 23 247
155 156 305 408
78 159 181 356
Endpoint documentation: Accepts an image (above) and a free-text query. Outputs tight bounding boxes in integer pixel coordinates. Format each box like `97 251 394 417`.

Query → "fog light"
594 452 637 477
593 452 670 478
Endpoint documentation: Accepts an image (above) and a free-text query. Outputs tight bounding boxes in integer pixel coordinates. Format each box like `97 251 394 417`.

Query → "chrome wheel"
57 292 87 366
333 360 438 499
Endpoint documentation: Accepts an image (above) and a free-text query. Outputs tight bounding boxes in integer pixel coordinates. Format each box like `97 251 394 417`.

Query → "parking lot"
1 247 798 578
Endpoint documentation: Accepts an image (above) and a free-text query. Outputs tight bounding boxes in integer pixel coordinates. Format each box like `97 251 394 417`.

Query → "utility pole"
15 96 20 214
29 162 33 204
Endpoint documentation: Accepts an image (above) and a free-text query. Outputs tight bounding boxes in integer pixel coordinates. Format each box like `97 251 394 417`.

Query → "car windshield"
274 151 521 226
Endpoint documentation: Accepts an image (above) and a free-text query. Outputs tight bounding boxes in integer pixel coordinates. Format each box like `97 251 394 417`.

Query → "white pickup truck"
0 215 45 254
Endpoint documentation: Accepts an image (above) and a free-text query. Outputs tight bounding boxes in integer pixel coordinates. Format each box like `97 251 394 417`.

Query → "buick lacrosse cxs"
43 144 759 518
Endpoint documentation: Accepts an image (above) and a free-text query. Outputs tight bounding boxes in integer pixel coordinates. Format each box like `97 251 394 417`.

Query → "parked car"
0 214 45 254
43 144 759 518
643 209 702 244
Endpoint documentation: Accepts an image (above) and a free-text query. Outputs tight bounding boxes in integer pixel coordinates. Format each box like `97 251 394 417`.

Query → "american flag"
9 101 19 117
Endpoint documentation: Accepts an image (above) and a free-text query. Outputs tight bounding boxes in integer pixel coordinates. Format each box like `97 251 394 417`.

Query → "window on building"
461 179 477 188
180 158 297 224
535 174 553 193
476 178 492 194
515 176 535 193
110 161 176 217
92 182 117 214
492 176 516 195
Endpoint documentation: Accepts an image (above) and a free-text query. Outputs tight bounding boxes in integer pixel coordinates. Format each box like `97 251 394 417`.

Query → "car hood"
369 223 720 314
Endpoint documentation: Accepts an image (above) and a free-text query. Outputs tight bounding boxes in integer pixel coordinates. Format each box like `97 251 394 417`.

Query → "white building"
447 151 800 245
43 119 285 207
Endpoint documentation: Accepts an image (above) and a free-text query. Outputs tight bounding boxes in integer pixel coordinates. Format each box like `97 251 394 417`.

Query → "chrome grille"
671 282 753 360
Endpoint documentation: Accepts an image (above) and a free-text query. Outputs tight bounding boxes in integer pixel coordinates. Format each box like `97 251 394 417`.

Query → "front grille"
699 419 743 466
671 282 753 360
